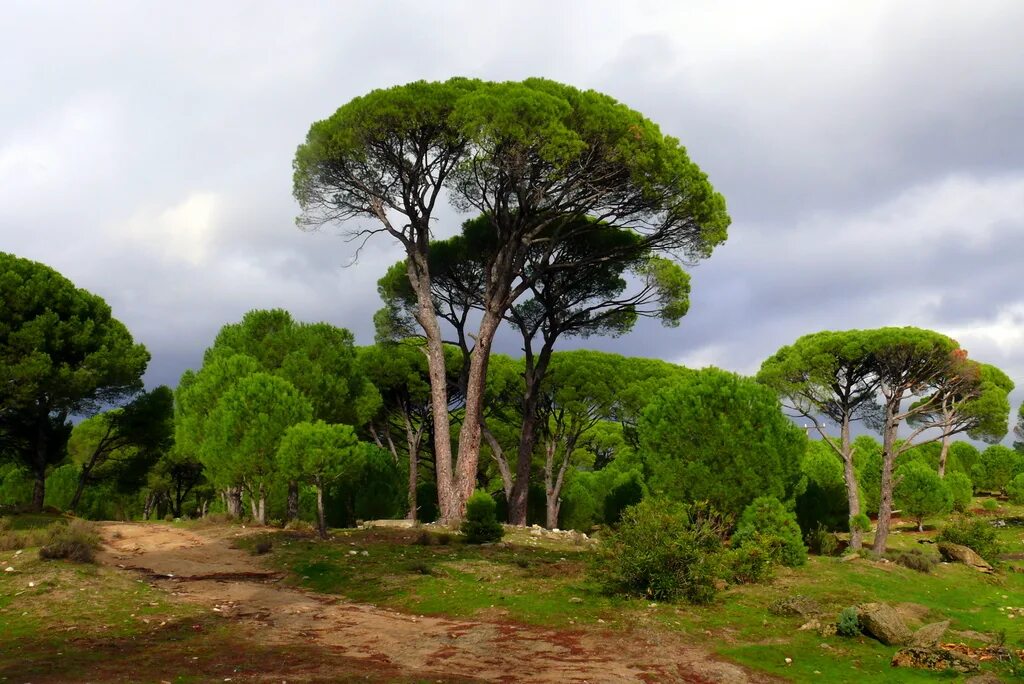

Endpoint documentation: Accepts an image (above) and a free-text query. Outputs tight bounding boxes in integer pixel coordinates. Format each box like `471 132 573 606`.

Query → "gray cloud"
1 1 1022 434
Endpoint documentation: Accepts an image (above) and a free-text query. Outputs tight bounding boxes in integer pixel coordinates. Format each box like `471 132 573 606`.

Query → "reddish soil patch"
90 522 777 683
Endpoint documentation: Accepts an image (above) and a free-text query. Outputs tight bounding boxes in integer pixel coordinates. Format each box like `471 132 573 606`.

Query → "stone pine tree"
278 421 363 538
0 252 149 511
294 78 729 521
758 330 884 550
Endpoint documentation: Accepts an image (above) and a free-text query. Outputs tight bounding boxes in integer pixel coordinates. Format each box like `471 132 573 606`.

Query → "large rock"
857 602 912 646
911 620 950 648
937 542 994 573
891 647 979 673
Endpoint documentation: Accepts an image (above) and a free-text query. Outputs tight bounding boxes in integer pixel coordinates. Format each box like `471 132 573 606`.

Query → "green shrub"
894 461 952 530
946 472 974 512
804 523 841 557
884 548 937 573
38 519 100 564
849 513 872 533
1007 474 1024 505
593 498 722 604
724 543 774 584
938 515 1002 562
461 490 503 544
730 497 807 567
982 498 999 511
836 607 861 637
603 475 644 526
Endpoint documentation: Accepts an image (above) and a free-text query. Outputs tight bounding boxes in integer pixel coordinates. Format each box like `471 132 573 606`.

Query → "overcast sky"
2 1 1022 431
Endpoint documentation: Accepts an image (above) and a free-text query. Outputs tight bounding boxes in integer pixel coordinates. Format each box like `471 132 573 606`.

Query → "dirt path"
98 523 775 683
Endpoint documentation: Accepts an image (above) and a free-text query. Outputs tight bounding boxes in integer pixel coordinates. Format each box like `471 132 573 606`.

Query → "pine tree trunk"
226 487 243 519
453 312 501 520
286 481 300 522
316 481 327 539
873 417 900 554
938 432 951 478
840 418 863 550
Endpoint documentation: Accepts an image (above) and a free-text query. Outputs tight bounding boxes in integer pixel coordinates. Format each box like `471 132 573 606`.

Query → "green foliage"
603 474 644 526
804 523 841 557
884 548 937 573
946 472 974 512
461 490 503 544
277 421 361 486
795 441 849 533
730 497 807 567
849 513 872 533
1007 473 1024 505
724 543 775 584
836 607 861 637
594 498 722 604
893 461 952 528
982 498 999 511
640 368 805 516
938 515 1002 562
972 445 1023 493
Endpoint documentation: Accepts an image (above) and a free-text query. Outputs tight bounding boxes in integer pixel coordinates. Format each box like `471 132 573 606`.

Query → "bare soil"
97 522 776 683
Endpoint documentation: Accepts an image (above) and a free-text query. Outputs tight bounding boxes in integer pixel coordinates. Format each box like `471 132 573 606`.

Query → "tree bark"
315 479 327 539
287 481 300 522
839 417 863 550
403 412 423 522
69 467 91 513
937 432 951 478
225 486 243 519
30 417 48 513
873 413 900 554
452 311 502 519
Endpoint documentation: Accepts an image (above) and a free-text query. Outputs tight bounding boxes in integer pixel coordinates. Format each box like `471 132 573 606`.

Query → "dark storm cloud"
1 1 1022 429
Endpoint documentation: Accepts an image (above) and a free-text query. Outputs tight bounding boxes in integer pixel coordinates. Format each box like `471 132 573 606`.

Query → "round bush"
894 461 952 530
730 497 807 567
461 490 503 544
946 472 973 512
1007 473 1024 505
593 498 722 604
836 606 861 637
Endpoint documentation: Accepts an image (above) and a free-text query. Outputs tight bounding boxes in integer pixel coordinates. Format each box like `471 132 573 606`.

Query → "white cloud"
108 192 224 266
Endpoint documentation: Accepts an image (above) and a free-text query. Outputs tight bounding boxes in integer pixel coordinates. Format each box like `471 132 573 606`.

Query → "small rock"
769 595 822 617
857 602 912 646
568 597 583 604
819 623 837 638
964 673 1004 684
891 647 979 673
784 657 792 665
4 567 13 573
912 621 950 648
798 619 821 631
840 553 860 562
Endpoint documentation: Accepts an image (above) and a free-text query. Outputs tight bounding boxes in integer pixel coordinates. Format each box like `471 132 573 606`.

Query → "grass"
235 502 1024 682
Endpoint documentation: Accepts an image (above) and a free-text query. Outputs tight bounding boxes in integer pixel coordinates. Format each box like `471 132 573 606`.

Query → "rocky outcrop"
938 542 994 573
857 602 912 646
891 647 979 673
768 595 822 617
911 620 950 648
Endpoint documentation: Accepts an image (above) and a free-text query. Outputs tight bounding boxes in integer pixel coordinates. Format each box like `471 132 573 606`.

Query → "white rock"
4 567 13 572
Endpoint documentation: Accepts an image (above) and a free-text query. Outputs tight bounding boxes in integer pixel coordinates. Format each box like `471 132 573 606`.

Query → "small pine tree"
461 490 504 544
894 461 952 531
730 497 807 567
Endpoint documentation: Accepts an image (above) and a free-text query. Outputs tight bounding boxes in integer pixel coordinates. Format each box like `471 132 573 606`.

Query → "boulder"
857 602 912 646
891 647 979 673
937 542 994 573
964 674 1004 684
911 620 950 648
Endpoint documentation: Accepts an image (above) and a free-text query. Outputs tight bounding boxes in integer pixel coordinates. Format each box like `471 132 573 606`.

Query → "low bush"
461 490 504 544
805 523 841 557
836 607 861 637
414 530 434 546
724 543 774 584
406 560 433 575
884 548 937 573
251 538 273 555
38 519 100 563
849 513 872 534
982 498 1000 512
730 497 807 567
938 515 1002 562
283 519 314 534
593 498 722 604
1008 474 1024 505
946 472 974 512
0 517 11 532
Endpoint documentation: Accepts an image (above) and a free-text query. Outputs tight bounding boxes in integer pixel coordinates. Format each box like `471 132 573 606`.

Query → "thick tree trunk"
225 487 243 519
453 312 501 519
546 491 560 530
873 415 900 554
542 434 573 530
256 490 267 526
315 480 327 539
938 432 951 478
403 413 421 522
69 468 91 512
839 418 863 550
287 481 300 522
143 492 156 520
